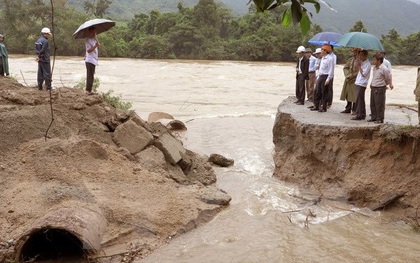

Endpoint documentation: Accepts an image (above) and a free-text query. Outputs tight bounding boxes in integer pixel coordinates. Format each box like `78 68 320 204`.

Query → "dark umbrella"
308 31 342 47
335 32 384 51
73 19 116 39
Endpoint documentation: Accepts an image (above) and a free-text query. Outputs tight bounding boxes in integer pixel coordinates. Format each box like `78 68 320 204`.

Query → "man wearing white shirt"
380 51 392 74
367 52 393 124
352 50 371 121
310 44 334 112
85 27 100 95
328 46 337 108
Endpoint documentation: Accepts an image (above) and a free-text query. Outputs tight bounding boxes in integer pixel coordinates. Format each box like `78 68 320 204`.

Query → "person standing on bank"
380 51 392 74
340 48 360 114
351 50 371 121
295 45 309 105
0 34 9 77
415 53 420 125
311 44 334 112
85 27 100 95
367 53 393 124
305 47 317 102
327 45 337 108
35 27 52 90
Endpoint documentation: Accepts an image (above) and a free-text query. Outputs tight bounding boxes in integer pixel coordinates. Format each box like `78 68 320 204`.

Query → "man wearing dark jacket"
295 45 309 105
0 34 9 77
35 27 52 90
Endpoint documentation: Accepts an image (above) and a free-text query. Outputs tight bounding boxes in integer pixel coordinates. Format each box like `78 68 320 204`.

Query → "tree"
146 10 160 35
398 32 420 65
84 0 112 18
349 20 367 33
136 35 171 59
381 29 401 64
193 0 222 40
154 13 178 36
127 13 148 38
168 23 204 58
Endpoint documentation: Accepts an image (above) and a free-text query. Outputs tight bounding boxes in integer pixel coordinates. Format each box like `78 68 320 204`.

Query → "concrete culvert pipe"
15 207 107 262
19 228 85 261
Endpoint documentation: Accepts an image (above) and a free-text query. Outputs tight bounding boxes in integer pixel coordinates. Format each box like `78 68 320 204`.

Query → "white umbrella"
73 19 116 39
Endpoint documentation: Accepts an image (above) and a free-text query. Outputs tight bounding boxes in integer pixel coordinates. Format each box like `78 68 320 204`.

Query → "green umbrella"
335 32 384 51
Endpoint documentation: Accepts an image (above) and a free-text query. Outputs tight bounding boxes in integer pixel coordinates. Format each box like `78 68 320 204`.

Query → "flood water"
9 56 420 262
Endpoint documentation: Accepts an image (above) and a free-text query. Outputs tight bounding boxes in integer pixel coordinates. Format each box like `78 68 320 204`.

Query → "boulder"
208 153 234 167
199 187 231 206
153 133 186 164
112 120 154 155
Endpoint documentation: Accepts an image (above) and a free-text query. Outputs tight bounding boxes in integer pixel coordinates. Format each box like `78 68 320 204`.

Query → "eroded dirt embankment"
0 78 231 262
273 97 420 219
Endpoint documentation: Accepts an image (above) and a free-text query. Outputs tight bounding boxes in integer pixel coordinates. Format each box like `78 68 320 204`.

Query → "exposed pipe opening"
19 228 86 262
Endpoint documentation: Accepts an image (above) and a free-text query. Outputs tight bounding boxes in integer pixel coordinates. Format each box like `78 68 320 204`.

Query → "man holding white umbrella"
73 18 116 95
85 27 100 95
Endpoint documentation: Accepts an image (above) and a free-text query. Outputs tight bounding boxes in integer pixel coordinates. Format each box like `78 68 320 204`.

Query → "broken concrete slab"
112 120 154 155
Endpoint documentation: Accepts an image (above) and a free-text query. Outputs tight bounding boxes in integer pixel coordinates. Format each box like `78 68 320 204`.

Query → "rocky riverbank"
0 78 231 262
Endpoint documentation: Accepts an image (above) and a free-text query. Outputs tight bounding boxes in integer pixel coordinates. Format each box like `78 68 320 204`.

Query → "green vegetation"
101 90 133 110
74 76 132 110
0 0 419 64
74 77 100 92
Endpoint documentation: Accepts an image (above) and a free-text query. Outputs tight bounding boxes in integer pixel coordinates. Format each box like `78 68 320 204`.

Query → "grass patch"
74 77 132 110
380 123 420 143
101 90 132 110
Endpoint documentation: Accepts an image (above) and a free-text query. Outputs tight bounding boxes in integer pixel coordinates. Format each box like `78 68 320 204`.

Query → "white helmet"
41 27 52 35
296 46 305 53
314 48 322 54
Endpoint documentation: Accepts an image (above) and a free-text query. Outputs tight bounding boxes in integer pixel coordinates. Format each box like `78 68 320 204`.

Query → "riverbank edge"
272 97 420 221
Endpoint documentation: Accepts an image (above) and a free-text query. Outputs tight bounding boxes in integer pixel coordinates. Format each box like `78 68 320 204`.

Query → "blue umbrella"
308 32 342 47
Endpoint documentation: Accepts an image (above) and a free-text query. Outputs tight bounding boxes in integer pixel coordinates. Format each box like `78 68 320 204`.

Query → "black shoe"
310 108 319 111
367 119 376 122
307 106 315 109
374 120 384 124
296 102 304 105
351 117 364 121
318 109 326 112
340 110 351 114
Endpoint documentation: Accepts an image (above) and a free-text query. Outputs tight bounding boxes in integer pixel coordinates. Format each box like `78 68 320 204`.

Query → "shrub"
74 77 132 110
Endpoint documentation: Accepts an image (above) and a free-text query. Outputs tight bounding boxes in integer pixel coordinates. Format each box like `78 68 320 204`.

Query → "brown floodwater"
9 56 420 262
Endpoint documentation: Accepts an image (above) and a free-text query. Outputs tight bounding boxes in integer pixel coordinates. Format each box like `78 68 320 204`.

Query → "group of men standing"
295 44 336 113
340 49 393 123
294 44 396 124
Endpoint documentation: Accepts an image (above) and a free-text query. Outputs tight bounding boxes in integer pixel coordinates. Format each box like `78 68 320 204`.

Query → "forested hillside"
0 0 419 65
66 0 248 18
91 0 420 36
17 0 420 36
